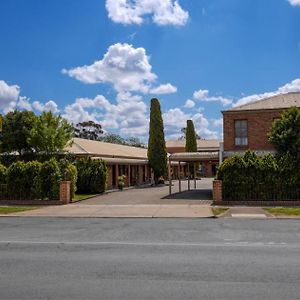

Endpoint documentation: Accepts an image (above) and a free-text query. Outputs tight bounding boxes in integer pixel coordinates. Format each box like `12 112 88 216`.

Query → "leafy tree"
28 111 73 156
268 107 300 160
147 98 167 184
74 120 103 140
99 133 127 145
0 110 37 156
185 120 197 152
126 137 146 148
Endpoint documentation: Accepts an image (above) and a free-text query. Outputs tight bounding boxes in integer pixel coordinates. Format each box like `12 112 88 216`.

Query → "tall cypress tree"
147 98 167 184
185 120 197 152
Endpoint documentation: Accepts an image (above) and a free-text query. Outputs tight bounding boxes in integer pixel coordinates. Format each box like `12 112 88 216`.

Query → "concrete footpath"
4 204 214 218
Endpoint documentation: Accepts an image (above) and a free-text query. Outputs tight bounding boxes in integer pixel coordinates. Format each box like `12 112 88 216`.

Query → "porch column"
115 164 119 188
128 165 131 187
194 162 196 189
178 161 181 193
168 159 172 195
187 163 190 191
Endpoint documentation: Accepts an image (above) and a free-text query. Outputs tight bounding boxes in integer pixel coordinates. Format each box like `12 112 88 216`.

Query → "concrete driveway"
5 178 214 218
81 178 213 205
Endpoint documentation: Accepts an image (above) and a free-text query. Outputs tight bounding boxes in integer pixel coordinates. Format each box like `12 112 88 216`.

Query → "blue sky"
1 0 300 140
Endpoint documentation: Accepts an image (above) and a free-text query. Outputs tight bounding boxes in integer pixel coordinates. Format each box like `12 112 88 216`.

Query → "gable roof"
66 138 148 160
227 92 300 112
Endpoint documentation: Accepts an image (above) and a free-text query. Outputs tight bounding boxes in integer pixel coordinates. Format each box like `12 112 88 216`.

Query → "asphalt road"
0 218 300 299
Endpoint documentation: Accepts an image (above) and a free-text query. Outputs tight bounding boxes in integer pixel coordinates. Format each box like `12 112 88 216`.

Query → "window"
235 120 248 146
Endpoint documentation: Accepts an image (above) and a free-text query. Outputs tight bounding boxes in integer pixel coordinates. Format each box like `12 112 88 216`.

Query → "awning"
169 152 219 162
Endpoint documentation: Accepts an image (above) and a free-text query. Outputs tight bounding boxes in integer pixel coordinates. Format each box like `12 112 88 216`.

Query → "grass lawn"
72 194 98 202
0 206 38 214
212 207 229 216
264 207 300 216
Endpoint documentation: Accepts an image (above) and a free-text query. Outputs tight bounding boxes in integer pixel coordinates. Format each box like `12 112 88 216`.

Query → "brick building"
222 92 300 158
166 139 221 177
67 138 151 189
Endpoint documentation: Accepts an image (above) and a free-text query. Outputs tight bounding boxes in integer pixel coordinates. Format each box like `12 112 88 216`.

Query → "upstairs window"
235 120 248 146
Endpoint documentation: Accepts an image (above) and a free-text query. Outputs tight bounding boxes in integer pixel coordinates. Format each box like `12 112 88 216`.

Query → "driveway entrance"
79 178 213 205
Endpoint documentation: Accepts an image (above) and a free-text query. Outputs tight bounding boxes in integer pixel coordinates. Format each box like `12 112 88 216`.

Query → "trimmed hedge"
217 151 300 201
1 159 78 201
76 158 107 194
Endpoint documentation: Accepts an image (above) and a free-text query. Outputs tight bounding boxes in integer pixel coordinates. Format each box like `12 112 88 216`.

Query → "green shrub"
217 150 300 201
59 159 77 200
40 159 61 200
0 163 7 184
76 158 107 194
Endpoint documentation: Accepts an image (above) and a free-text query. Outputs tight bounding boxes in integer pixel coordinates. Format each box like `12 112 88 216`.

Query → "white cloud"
18 96 32 111
193 89 232 106
234 78 300 107
163 107 218 139
150 83 177 94
32 100 59 113
184 99 195 108
288 0 300 6
211 118 223 128
63 94 149 138
193 89 209 100
63 43 158 94
0 80 20 112
105 0 189 26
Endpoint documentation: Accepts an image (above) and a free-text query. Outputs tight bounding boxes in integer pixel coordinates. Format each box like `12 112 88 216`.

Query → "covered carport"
168 152 218 196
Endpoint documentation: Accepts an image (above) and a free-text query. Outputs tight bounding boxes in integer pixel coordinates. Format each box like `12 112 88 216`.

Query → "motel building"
222 92 300 158
68 138 152 189
165 139 222 178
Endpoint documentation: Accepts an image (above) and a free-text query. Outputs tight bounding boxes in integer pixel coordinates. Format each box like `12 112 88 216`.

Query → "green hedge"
217 151 300 201
76 158 107 194
0 164 7 184
1 159 78 201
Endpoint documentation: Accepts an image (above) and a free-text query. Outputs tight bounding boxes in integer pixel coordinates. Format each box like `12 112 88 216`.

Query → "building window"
235 120 248 146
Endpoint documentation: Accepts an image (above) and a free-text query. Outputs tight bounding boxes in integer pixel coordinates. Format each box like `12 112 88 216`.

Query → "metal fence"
223 182 300 201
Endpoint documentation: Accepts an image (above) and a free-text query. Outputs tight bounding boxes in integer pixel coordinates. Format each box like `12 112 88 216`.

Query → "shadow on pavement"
162 189 213 200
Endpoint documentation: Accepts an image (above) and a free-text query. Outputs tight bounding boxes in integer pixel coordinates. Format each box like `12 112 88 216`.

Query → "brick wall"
223 109 283 152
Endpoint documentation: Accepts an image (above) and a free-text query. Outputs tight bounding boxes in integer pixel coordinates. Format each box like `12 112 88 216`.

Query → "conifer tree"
147 98 167 184
185 120 197 152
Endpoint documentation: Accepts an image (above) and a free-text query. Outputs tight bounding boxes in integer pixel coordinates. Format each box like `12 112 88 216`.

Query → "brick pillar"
138 165 143 185
107 165 113 189
127 165 131 187
213 180 223 202
60 181 71 204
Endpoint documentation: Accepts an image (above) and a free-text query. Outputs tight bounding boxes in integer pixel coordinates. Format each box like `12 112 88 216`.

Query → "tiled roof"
66 138 148 159
228 92 300 112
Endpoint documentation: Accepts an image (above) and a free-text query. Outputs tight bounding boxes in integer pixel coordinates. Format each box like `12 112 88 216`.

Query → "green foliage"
40 159 61 200
269 107 300 160
0 163 7 184
99 133 146 148
74 120 103 140
59 159 77 200
147 98 167 183
6 161 42 200
185 120 197 152
28 111 73 156
217 151 300 201
0 110 37 155
76 158 107 194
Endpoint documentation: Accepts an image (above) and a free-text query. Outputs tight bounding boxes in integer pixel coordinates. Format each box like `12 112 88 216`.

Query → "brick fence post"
60 181 71 204
213 180 223 202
